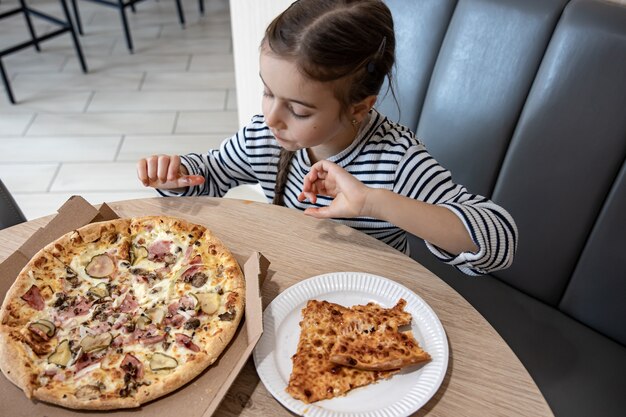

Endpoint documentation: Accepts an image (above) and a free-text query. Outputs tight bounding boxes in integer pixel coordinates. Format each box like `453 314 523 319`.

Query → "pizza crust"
0 328 35 397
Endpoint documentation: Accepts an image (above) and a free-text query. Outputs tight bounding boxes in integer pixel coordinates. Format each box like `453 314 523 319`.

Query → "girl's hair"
263 0 396 206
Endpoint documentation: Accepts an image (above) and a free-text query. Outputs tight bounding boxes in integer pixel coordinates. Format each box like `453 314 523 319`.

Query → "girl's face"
259 50 357 162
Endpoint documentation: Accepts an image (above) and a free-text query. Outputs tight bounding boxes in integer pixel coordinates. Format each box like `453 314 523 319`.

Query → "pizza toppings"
79 332 112 353
87 283 109 299
147 240 176 264
0 216 245 410
28 320 56 340
48 340 71 367
195 292 220 315
150 352 177 371
21 285 45 311
145 307 165 325
130 245 148 266
175 333 201 352
119 294 138 313
120 353 144 379
85 254 115 278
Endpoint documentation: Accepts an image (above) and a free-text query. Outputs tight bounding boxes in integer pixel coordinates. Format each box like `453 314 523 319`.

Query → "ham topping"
175 333 200 352
74 352 102 372
119 294 138 313
120 353 144 379
140 334 167 345
21 285 45 311
148 240 175 263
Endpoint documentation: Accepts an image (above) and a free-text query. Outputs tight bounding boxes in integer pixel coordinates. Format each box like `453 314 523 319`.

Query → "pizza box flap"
0 196 268 417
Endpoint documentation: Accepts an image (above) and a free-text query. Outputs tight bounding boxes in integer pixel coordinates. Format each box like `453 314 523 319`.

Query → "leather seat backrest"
379 0 626 344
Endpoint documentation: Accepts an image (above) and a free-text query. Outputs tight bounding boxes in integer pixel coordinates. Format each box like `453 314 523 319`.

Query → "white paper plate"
253 272 448 417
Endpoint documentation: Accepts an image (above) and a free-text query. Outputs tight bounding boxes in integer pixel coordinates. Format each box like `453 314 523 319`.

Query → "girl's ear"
349 95 378 123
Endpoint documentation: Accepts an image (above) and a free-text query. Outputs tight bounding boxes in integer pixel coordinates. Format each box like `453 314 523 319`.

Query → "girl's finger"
136 159 149 186
178 175 205 187
167 155 181 181
157 155 170 183
303 206 333 219
146 155 159 182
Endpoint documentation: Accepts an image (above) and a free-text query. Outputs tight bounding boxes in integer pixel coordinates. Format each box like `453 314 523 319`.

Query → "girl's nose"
265 102 284 130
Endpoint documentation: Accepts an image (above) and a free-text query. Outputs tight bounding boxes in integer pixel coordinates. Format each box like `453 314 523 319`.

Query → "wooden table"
0 197 553 417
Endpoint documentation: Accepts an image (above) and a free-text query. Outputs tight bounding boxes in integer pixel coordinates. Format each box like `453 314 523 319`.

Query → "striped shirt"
160 109 517 275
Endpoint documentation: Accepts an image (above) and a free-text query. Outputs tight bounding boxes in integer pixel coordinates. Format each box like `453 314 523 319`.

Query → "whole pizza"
0 216 245 410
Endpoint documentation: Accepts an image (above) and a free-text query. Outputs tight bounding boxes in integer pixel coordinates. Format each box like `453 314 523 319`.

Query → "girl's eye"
262 90 273 98
288 106 310 119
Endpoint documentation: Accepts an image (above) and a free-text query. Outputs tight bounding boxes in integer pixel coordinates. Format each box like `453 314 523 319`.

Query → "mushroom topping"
85 254 115 278
65 267 80 288
48 340 71 367
184 318 201 330
79 332 112 353
218 310 236 321
87 282 109 299
184 272 208 288
195 292 220 315
74 384 102 400
150 353 178 371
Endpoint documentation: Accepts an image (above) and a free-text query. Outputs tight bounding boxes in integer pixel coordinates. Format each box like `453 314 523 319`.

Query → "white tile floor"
0 0 266 221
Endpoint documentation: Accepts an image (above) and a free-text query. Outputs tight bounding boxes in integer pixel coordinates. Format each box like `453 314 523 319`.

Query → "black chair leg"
130 0 136 13
71 0 84 36
19 0 40 52
118 0 133 52
60 0 88 73
175 0 185 27
0 59 16 104
199 0 204 15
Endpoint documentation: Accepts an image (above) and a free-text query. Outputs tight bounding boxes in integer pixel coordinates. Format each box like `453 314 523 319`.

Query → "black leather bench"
378 1 626 416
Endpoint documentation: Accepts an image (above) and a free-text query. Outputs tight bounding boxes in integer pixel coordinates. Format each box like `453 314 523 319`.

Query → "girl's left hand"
297 160 370 218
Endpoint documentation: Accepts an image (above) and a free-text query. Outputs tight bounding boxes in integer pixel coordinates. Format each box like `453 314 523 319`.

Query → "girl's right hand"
136 155 205 189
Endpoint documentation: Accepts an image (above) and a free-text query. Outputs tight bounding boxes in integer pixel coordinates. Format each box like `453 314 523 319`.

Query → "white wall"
229 0 294 127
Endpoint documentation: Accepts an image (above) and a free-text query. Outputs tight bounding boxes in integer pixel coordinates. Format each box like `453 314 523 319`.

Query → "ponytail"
272 149 296 206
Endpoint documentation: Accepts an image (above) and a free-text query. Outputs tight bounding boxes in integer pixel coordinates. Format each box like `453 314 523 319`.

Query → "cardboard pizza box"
0 196 267 417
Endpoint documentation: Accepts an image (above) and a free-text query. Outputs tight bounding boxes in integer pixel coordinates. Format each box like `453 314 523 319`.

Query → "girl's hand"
298 160 371 218
136 155 205 189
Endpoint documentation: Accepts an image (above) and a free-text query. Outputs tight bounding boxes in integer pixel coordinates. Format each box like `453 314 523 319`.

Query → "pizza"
286 299 430 403
0 216 245 410
329 299 431 371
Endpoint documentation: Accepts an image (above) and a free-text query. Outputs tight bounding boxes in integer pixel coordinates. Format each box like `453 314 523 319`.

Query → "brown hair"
263 0 396 206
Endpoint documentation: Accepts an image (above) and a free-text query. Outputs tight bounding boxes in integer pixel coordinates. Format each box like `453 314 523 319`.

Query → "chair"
70 0 206 53
0 179 26 229
0 0 88 104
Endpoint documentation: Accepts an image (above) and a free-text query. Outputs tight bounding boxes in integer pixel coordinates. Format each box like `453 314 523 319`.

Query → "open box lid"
0 196 267 417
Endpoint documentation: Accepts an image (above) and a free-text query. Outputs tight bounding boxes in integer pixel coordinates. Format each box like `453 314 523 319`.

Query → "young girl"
136 0 517 276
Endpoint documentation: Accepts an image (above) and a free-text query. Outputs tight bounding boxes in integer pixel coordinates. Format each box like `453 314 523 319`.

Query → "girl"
136 0 517 275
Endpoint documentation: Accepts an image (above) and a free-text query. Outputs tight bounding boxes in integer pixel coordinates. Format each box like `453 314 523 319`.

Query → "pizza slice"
329 299 431 371
286 300 398 404
47 219 132 286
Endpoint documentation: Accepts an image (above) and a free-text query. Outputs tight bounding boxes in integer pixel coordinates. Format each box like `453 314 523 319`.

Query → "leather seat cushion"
408 236 626 417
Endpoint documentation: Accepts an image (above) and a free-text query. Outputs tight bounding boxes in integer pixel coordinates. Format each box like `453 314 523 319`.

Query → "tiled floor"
0 0 266 221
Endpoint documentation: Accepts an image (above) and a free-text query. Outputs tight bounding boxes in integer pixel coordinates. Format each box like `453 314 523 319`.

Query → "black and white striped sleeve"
158 125 258 198
394 144 518 275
